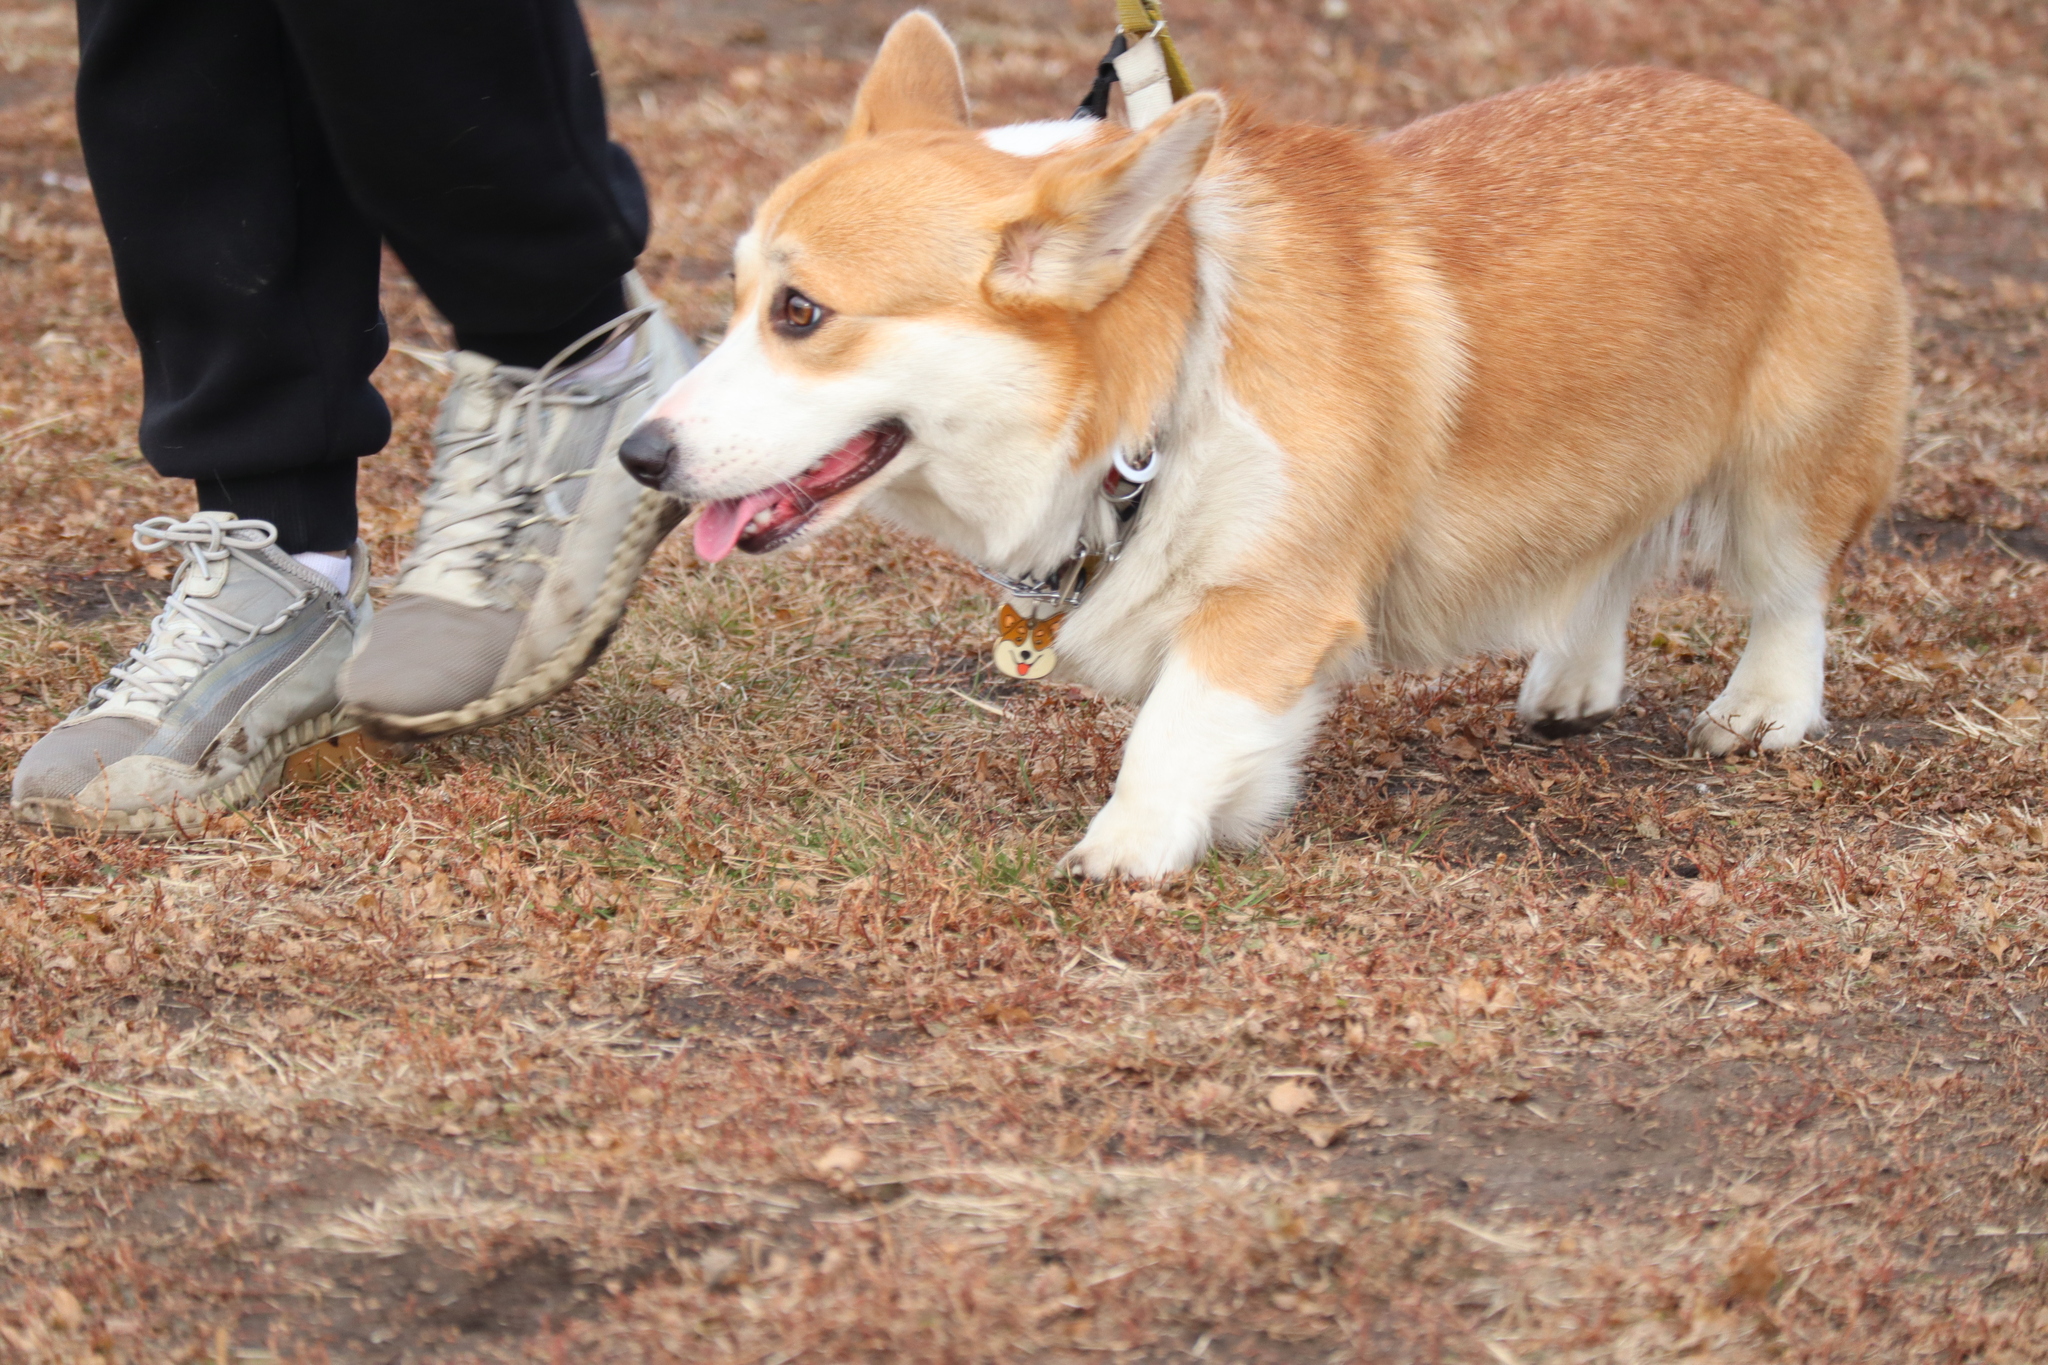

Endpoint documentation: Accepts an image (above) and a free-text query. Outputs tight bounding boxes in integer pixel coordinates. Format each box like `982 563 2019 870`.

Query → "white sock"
292 550 353 595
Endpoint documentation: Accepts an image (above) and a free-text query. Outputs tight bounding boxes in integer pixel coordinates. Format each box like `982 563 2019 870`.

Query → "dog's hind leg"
1691 378 1901 755
1688 474 1850 754
1518 558 1639 739
1687 214 1905 755
1688 553 1829 755
1690 453 1886 756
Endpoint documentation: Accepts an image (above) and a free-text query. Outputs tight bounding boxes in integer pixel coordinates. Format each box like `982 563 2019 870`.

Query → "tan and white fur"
623 12 1908 879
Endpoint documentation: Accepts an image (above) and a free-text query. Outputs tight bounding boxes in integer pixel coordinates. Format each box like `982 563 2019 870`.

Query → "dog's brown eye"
775 288 829 337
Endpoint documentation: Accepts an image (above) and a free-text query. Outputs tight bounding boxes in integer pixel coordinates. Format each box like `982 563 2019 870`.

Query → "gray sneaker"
339 274 694 740
11 513 367 835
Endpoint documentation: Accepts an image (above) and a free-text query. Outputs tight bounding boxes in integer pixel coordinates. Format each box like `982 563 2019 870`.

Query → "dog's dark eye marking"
774 288 830 337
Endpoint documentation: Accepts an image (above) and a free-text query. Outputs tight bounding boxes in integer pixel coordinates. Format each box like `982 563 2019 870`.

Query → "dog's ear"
986 92 1222 312
846 11 969 142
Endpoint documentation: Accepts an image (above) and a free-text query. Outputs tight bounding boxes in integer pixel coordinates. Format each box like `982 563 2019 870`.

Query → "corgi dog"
620 11 1908 879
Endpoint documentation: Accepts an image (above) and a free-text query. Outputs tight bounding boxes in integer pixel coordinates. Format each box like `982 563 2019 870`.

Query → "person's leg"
74 0 387 554
282 0 696 740
11 0 382 836
267 0 648 367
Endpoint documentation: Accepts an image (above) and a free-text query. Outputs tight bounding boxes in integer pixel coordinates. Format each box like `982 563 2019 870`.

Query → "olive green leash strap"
1115 0 1195 98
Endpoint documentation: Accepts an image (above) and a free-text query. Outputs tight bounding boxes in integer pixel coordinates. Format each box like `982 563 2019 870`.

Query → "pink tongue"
693 490 783 563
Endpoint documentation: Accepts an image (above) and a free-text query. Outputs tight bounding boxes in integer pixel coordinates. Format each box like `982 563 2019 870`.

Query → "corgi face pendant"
993 603 1063 680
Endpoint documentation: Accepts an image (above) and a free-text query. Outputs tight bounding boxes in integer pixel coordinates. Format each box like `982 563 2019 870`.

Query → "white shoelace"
400 308 657 605
83 516 311 722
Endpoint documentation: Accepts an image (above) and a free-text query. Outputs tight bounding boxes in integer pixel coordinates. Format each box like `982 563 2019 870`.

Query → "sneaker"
339 274 694 740
11 513 367 835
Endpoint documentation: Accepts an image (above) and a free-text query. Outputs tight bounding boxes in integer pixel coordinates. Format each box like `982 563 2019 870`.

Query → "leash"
1113 0 1196 129
1075 0 1194 129
985 4 1193 681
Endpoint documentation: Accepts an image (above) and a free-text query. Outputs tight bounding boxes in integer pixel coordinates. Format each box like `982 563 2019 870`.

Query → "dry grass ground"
2 0 2047 1360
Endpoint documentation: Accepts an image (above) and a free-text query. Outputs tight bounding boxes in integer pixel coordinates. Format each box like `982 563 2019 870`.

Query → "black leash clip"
1074 29 1130 120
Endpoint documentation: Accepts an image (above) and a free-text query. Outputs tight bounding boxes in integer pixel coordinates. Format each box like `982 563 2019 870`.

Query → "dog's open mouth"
691 420 909 562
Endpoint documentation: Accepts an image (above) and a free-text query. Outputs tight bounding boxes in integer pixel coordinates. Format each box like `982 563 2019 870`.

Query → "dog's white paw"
1688 684 1825 755
1061 799 1208 880
1519 644 1625 739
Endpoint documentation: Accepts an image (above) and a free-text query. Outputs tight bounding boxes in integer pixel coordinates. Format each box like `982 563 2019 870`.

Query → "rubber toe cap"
11 715 156 805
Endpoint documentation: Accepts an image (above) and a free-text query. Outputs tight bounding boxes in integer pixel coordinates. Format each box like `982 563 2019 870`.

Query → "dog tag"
992 603 1063 680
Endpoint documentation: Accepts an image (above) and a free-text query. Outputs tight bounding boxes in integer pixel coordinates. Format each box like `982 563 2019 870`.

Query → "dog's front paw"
1061 799 1208 880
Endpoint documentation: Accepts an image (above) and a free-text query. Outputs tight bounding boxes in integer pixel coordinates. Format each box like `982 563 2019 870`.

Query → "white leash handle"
1112 31 1175 130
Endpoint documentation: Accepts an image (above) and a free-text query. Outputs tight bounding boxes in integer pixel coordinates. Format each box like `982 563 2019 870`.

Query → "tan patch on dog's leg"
1180 586 1363 714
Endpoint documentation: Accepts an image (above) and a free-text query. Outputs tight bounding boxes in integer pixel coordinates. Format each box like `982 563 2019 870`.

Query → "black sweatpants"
75 0 651 552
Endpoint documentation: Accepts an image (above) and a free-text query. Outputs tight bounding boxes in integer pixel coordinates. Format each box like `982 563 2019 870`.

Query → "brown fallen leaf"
813 1143 867 1177
48 1285 82 1331
282 728 398 784
1267 1079 1318 1117
568 993 635 1018
1685 880 1724 906
697 1247 743 1289
1726 1182 1768 1207
1297 1119 1344 1148
1451 976 1489 1015
1724 1234 1780 1305
1178 1079 1234 1121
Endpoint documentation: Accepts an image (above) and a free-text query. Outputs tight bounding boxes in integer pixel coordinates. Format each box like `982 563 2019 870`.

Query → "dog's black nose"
618 423 676 489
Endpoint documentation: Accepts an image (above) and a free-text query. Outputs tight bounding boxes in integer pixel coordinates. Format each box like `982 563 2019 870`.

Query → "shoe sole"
12 708 352 837
346 490 686 743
